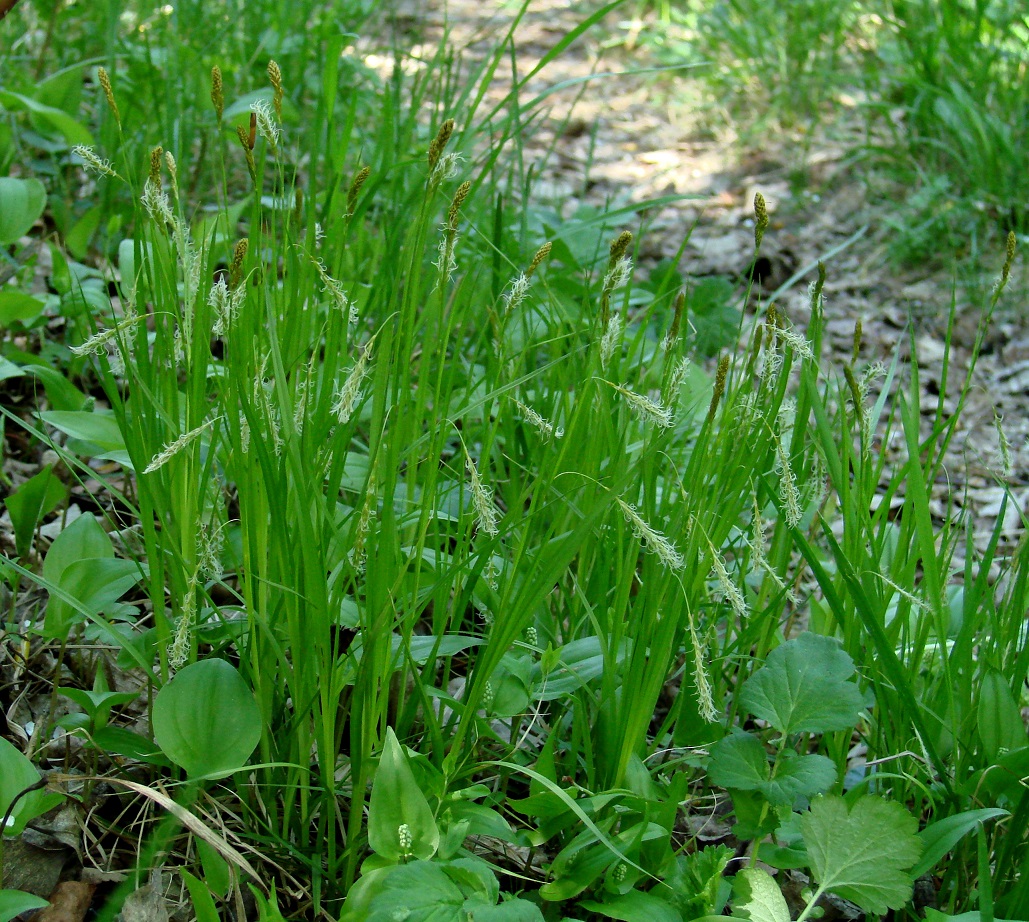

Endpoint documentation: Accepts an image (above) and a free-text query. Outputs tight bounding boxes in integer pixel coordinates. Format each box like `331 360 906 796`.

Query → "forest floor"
377 0 1029 568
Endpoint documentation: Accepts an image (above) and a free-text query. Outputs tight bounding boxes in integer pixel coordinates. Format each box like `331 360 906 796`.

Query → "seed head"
851 319 863 364
211 66 224 121
267 60 283 121
526 241 551 278
994 410 1013 479
427 118 455 173
447 180 471 231
73 145 118 179
754 192 768 250
707 356 729 423
465 452 499 537
98 66 121 127
229 238 249 289
608 230 633 267
148 146 163 185
615 498 685 570
994 230 1017 300
663 290 685 351
236 125 258 182
347 165 371 217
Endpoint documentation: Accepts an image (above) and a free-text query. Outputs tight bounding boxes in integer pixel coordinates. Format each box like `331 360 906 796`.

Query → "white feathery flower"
143 418 218 474
616 498 685 570
600 313 623 369
465 453 499 537
332 338 374 424
707 536 747 620
502 273 530 315
249 100 281 147
613 383 674 428
429 152 463 186
73 145 118 178
512 397 562 441
603 256 632 292
773 437 802 529
688 617 718 723
665 356 691 404
70 310 141 357
141 177 174 226
777 324 814 360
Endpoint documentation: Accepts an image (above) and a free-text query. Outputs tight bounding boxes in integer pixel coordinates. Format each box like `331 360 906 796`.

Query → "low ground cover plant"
1 1 1027 920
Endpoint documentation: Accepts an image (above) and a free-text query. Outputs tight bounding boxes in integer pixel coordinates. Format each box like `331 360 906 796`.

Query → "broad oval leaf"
0 176 47 245
732 867 790 922
152 659 262 779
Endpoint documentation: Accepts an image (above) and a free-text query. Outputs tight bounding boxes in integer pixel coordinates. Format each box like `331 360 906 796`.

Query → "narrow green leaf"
581 890 682 922
181 870 221 922
0 890 50 922
913 808 1008 879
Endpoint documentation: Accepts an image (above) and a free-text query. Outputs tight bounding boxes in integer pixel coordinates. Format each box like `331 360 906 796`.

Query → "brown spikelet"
247 112 257 150
844 364 864 430
527 241 552 278
148 146 163 185
236 125 257 183
267 60 283 121
211 66 224 122
98 67 121 127
428 118 455 171
347 165 371 216
447 181 471 231
229 238 249 290
998 229 1017 293
707 355 730 423
754 192 769 250
665 290 685 347
608 230 633 267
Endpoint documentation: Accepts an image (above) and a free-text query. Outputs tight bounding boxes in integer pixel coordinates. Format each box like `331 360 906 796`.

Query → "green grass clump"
1 2 1028 920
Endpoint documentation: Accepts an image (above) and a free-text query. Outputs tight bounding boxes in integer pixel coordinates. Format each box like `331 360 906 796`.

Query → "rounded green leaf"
0 177 46 245
152 659 262 779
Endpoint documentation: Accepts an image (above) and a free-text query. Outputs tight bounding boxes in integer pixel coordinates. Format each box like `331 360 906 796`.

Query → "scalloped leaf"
801 795 921 915
740 633 864 735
